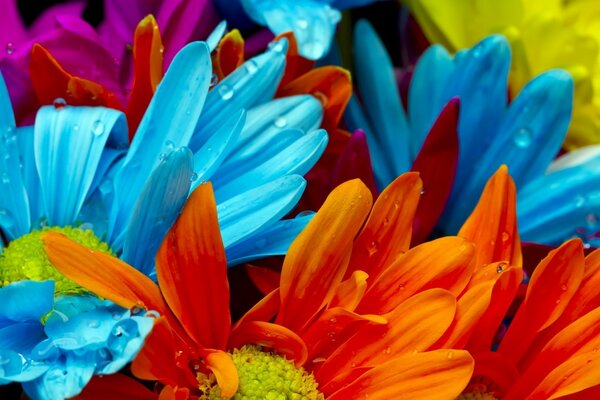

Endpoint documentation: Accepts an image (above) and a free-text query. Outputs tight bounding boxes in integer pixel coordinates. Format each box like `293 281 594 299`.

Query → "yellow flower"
404 0 600 148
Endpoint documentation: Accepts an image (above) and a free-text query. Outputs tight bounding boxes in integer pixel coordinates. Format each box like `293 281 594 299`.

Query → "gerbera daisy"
45 178 475 399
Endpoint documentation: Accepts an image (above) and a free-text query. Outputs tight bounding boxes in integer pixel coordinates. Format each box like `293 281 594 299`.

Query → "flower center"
199 345 324 399
458 383 500 400
0 226 112 296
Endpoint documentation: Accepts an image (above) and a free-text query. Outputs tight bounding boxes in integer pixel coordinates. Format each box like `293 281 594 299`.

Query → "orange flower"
46 176 474 399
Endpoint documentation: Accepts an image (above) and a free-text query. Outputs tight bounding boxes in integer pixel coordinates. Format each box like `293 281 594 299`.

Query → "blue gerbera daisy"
0 31 328 398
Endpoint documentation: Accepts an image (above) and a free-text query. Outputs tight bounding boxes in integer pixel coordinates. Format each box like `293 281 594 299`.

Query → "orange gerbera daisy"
44 177 475 399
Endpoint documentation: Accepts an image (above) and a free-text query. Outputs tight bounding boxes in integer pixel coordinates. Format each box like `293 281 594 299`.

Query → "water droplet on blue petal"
513 128 532 148
218 84 234 100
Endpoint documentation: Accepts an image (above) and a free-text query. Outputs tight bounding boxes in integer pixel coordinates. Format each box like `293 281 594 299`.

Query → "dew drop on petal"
513 128 532 148
5 42 14 55
274 116 287 128
92 120 105 136
53 98 67 109
218 84 234 100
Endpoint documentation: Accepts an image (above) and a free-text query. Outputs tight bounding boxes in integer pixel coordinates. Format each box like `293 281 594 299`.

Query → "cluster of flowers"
2 0 600 399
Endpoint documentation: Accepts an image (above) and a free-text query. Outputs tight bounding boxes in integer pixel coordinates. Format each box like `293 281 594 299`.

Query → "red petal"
245 265 280 296
273 31 315 91
410 98 459 245
213 29 245 79
156 183 230 350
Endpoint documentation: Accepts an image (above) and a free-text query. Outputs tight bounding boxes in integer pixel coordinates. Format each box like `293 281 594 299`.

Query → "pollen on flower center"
199 345 324 400
458 383 500 400
0 226 113 296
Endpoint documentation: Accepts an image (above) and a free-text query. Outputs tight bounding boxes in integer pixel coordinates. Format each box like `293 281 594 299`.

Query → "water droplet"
350 362 357 368
1 172 9 184
53 98 67 109
73 124 79 132
586 213 598 228
87 320 100 328
383 217 390 226
245 60 258 74
5 42 14 55
296 18 308 29
273 116 287 128
268 40 286 54
383 346 391 355
502 231 510 242
561 284 567 291
210 73 219 88
367 241 378 256
92 120 105 136
159 153 167 161
513 128 532 148
218 84 234 100
398 284 405 291
190 172 198 182
130 306 143 316
165 140 174 149
497 263 506 273
329 317 337 324
420 188 426 195
446 351 454 359
555 298 561 305
574 195 586 208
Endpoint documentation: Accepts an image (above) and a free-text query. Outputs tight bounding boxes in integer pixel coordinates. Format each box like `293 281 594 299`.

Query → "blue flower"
214 0 383 60
0 33 328 398
347 20 581 245
0 281 153 399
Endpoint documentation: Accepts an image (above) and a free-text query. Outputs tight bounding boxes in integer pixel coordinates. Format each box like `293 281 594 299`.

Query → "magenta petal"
0 0 27 51
28 1 86 38
410 98 460 245
157 0 219 66
332 129 379 198
244 29 275 58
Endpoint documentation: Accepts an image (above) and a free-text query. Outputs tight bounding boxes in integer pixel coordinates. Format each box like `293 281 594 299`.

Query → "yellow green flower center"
0 226 112 296
458 384 499 400
199 345 324 400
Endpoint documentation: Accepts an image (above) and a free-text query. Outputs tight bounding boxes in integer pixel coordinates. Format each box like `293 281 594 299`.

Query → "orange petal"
433 281 495 349
524 350 600 400
506 307 600 399
30 44 122 109
498 239 585 366
278 66 352 132
318 289 457 394
228 321 308 367
132 317 195 388
356 236 475 314
156 182 230 350
199 349 239 398
301 307 387 368
245 265 280 296
346 172 422 281
43 232 167 313
458 165 522 269
329 270 369 311
466 265 523 352
273 31 315 90
276 179 373 333
213 29 245 79
235 289 280 330
326 349 474 400
76 374 157 399
126 14 164 138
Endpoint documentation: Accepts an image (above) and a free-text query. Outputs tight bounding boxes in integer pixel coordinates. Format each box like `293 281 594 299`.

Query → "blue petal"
218 175 306 248
0 74 30 239
87 148 126 199
240 0 340 59
190 109 246 192
22 352 96 400
408 44 455 157
16 126 43 225
34 106 127 227
109 41 211 243
190 39 288 152
442 70 573 233
353 20 411 186
0 323 46 357
206 20 228 52
0 281 54 324
216 95 322 186
518 155 600 246
121 147 193 274
443 35 511 193
226 213 314 265
215 129 328 201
